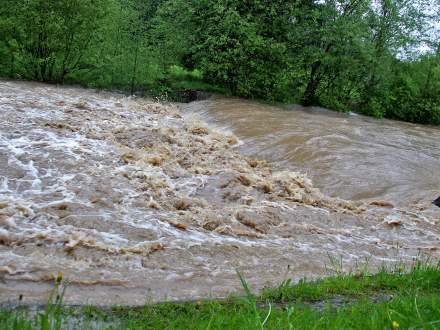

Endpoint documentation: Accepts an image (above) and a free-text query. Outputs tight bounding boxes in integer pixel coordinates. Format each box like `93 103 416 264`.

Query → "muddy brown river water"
181 98 440 206
0 81 439 306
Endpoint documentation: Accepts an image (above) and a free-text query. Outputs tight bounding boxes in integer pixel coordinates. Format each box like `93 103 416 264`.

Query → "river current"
0 81 439 306
181 97 440 206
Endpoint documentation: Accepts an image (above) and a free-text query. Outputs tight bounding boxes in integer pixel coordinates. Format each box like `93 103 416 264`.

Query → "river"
181 97 440 206
1 81 439 306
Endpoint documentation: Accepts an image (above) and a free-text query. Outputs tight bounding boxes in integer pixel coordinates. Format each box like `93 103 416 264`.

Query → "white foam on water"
0 80 439 305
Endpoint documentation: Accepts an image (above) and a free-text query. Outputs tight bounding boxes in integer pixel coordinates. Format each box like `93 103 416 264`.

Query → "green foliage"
261 262 440 303
1 0 439 124
1 0 108 82
383 53 440 124
195 12 287 100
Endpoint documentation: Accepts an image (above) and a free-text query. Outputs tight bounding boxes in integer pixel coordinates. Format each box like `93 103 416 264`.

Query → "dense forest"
1 0 439 124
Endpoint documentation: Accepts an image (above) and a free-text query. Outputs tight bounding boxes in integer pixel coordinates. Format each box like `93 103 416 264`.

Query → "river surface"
181 97 440 206
1 81 439 306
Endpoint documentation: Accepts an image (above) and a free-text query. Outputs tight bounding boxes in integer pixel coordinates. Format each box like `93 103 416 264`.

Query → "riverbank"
2 263 440 329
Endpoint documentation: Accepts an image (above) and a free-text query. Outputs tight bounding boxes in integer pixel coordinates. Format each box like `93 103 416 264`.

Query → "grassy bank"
2 263 440 329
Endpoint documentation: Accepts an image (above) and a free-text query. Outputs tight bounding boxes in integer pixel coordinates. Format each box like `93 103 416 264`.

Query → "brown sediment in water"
180 98 440 206
0 80 439 306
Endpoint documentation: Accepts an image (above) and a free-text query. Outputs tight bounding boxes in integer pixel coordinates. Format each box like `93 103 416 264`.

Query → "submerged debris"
370 201 395 208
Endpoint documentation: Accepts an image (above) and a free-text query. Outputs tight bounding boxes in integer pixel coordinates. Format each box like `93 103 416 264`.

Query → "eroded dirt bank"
0 81 439 306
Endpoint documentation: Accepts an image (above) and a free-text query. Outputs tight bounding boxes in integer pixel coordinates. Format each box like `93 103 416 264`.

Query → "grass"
261 263 440 303
1 262 440 329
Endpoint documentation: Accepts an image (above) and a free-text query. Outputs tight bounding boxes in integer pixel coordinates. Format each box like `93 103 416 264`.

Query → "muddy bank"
0 80 439 306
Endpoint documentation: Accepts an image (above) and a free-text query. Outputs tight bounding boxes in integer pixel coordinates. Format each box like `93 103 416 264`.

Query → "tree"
358 0 435 116
5 0 108 82
153 0 293 99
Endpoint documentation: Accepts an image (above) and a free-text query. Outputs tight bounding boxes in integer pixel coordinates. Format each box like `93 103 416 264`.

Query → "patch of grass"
261 261 440 303
2 263 440 329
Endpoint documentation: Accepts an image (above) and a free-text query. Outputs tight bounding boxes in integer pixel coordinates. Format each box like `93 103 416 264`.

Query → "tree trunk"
302 60 322 106
130 40 140 95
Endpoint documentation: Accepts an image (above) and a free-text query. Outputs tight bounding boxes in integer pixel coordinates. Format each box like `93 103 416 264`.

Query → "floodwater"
181 98 440 206
0 81 439 306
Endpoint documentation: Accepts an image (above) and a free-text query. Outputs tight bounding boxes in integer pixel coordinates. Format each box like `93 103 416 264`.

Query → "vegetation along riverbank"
1 1 440 124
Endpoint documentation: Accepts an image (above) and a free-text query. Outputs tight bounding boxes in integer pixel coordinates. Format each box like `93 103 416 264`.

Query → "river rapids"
0 81 439 305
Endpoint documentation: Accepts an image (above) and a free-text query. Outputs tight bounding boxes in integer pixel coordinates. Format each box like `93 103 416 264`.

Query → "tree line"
1 0 439 124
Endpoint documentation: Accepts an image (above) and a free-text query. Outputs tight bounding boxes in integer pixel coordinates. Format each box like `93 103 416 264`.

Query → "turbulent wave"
0 81 439 305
